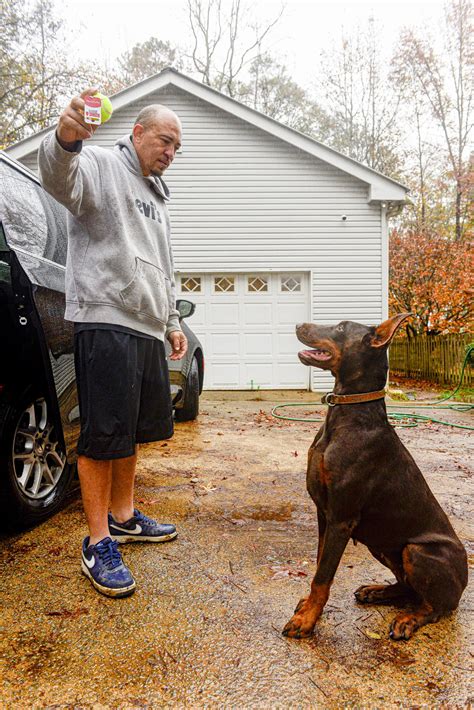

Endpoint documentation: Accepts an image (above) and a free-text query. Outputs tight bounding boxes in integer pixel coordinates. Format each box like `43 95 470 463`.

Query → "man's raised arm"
38 88 102 217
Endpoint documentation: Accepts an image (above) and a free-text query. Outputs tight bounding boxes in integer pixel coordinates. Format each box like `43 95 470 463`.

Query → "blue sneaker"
108 509 177 543
81 536 136 598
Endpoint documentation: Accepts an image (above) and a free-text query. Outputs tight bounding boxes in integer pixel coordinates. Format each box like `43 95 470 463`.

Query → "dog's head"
296 314 411 387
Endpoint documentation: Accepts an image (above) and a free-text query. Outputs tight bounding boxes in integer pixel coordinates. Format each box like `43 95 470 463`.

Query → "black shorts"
74 329 173 460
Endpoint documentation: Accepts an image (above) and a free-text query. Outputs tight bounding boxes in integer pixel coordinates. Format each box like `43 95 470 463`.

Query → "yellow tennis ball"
93 92 113 123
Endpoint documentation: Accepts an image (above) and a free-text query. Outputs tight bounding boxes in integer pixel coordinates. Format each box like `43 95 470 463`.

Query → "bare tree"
116 38 186 86
390 73 452 237
185 0 283 97
235 53 330 136
393 0 473 240
0 0 101 147
318 18 403 178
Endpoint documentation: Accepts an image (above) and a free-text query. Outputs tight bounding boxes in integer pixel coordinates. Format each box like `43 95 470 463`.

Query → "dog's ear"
370 313 412 348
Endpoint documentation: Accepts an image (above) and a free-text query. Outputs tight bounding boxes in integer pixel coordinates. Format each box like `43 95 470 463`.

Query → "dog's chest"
307 446 332 504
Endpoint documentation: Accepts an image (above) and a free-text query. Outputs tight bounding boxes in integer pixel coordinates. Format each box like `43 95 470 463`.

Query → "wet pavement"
0 391 473 708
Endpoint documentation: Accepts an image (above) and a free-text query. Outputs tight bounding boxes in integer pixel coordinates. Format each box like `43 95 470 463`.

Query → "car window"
0 159 68 267
0 224 11 286
0 222 8 251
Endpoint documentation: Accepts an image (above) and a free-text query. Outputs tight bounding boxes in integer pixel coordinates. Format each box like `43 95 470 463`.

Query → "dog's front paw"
283 598 319 639
354 584 385 603
389 613 418 640
282 612 316 639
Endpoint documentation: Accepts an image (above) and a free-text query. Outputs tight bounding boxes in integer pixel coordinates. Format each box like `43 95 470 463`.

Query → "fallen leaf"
270 565 308 580
48 546 63 556
46 607 89 619
391 654 416 667
364 629 382 639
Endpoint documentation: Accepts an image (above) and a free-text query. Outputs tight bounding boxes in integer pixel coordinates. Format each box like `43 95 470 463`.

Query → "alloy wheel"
12 398 66 499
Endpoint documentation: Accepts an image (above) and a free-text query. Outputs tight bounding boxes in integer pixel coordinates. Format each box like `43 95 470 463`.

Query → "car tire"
175 356 200 422
0 392 75 530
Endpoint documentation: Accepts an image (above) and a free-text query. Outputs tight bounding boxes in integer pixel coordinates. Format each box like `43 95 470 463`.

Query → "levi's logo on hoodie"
135 199 162 223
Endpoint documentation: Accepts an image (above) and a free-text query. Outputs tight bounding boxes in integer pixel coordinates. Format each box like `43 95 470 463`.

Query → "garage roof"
7 67 408 203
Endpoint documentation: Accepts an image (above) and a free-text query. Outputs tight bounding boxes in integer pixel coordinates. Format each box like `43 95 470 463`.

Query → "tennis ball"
93 92 113 123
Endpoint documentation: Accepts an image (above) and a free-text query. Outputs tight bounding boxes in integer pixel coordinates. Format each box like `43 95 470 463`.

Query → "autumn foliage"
389 231 473 335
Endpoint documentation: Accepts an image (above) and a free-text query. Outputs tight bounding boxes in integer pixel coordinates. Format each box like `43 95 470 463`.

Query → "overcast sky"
57 0 447 88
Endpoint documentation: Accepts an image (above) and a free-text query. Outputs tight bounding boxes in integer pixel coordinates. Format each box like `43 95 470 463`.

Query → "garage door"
177 272 310 389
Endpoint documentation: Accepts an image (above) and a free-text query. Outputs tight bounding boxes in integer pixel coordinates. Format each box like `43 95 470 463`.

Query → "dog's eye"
336 324 344 332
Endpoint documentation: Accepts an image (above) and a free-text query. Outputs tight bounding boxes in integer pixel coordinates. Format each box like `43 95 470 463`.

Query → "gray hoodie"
38 132 181 341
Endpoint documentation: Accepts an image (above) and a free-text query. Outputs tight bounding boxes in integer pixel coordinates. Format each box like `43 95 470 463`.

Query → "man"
38 89 187 598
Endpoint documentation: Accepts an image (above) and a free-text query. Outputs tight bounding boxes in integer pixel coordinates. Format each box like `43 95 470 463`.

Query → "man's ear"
370 313 412 348
132 123 144 143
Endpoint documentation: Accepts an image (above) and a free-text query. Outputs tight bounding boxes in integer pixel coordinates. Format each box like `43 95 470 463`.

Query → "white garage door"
177 272 310 390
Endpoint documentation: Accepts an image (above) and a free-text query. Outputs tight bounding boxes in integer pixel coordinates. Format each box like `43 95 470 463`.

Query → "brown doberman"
283 314 468 641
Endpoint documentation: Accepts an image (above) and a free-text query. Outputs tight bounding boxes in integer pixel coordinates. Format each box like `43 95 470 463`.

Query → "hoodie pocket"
119 257 168 323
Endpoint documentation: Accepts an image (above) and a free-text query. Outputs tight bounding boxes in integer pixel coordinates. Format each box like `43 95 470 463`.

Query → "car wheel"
175 357 200 422
0 393 75 530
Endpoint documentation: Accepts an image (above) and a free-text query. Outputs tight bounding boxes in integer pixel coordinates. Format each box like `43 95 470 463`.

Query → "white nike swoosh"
83 553 95 569
112 523 142 535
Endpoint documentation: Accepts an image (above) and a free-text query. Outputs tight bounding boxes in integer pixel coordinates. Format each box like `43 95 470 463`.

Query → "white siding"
20 152 38 173
20 85 384 391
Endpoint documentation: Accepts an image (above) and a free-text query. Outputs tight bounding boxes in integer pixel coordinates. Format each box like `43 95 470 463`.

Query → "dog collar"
321 389 386 407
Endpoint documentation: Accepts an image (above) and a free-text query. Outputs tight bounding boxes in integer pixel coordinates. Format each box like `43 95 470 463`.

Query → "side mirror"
176 299 196 320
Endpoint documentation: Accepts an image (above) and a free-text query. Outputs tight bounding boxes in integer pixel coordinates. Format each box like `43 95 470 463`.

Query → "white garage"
177 272 309 389
8 68 409 391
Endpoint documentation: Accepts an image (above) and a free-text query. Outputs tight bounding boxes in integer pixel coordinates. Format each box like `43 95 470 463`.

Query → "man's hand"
56 87 99 149
168 330 188 360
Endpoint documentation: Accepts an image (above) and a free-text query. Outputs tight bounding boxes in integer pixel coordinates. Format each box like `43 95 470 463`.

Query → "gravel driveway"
0 391 472 708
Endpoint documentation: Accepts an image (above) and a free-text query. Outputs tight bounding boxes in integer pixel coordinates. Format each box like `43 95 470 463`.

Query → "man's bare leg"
107 447 177 543
77 455 112 544
78 454 136 597
110 448 138 523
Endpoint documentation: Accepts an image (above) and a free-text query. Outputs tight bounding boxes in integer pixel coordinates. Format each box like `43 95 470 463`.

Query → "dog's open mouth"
298 348 333 364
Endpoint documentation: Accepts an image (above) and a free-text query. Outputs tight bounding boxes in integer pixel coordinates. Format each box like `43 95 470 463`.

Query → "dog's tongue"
299 349 332 361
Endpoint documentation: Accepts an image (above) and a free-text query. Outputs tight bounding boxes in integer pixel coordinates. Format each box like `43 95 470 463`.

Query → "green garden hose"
271 344 474 431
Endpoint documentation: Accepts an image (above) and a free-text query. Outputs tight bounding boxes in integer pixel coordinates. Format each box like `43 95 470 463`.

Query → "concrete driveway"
0 392 472 708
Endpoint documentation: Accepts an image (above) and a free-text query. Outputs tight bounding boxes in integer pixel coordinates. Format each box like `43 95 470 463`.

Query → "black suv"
0 151 204 530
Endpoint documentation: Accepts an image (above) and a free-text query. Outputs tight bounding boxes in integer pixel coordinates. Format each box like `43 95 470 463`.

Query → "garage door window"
214 276 235 292
247 276 268 292
181 276 201 292
281 275 301 292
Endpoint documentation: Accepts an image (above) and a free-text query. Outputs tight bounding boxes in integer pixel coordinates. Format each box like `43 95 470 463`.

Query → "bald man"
39 90 187 598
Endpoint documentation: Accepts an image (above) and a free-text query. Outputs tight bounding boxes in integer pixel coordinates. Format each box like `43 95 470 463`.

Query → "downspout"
381 202 389 320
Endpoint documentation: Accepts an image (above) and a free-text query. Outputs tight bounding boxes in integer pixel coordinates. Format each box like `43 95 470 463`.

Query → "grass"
437 387 474 403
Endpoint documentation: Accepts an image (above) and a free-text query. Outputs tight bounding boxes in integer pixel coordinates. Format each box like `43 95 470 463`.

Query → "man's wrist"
166 317 182 338
55 130 80 153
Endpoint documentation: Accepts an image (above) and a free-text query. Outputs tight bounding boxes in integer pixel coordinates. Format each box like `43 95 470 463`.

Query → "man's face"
133 114 182 177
